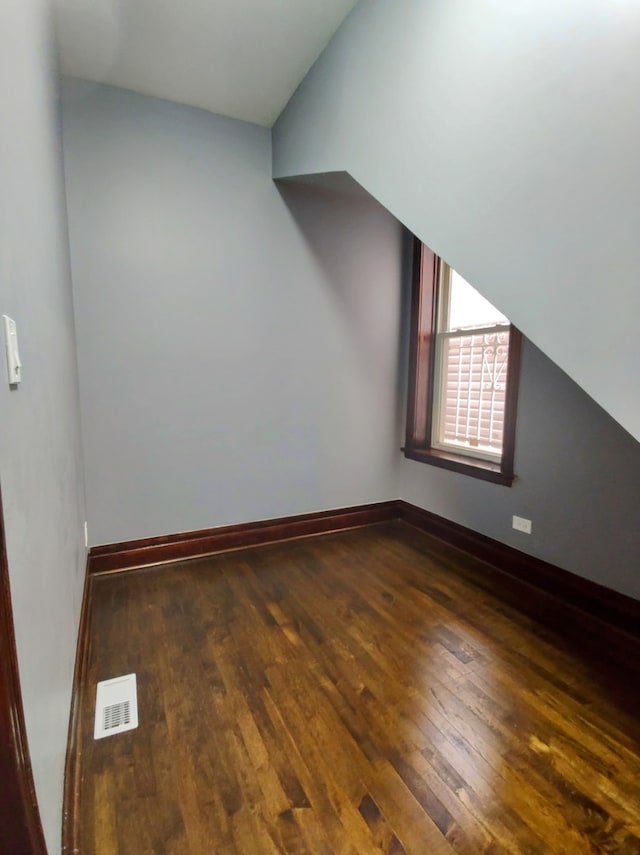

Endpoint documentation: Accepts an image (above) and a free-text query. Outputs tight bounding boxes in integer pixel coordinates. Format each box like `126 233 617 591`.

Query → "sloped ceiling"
53 0 359 126
273 0 640 443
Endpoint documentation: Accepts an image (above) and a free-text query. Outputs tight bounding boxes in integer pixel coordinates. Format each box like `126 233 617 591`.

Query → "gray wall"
0 1 86 851
399 321 640 601
61 82 402 546
273 0 640 443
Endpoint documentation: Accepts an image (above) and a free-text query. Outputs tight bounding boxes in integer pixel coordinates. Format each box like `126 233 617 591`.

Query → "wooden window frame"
404 238 522 486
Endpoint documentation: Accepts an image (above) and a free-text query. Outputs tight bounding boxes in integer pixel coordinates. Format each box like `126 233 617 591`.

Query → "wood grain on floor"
75 521 640 854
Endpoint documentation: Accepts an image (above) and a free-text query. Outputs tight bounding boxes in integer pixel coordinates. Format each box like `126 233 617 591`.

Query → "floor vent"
94 674 138 740
103 700 131 730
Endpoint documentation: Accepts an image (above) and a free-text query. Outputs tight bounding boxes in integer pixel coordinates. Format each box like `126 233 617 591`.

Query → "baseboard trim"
89 501 400 574
397 500 640 649
88 499 639 646
62 564 94 855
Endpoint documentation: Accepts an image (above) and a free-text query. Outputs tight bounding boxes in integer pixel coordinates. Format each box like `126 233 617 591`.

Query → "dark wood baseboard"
89 502 399 574
397 500 640 653
88 499 639 647
62 565 94 855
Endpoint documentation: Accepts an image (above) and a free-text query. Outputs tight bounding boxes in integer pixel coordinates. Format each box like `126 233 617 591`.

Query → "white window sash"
431 264 510 463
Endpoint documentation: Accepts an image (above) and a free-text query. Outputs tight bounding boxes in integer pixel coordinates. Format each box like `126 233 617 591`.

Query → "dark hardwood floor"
75 521 640 854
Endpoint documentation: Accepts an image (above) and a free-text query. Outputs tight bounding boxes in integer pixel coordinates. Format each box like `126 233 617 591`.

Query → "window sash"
432 324 511 463
432 263 510 463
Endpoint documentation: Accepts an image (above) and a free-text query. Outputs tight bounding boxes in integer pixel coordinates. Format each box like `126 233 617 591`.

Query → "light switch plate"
2 315 22 385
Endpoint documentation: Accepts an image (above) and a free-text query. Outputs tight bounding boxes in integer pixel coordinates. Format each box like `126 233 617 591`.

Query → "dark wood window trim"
0 483 47 855
405 238 522 486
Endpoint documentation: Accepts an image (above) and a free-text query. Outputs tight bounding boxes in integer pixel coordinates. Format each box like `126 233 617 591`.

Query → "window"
405 240 522 485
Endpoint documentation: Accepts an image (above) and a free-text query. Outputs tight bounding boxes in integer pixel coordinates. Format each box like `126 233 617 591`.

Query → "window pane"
436 328 510 457
447 270 508 331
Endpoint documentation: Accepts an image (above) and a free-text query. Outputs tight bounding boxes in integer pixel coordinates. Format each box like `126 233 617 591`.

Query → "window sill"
403 447 514 486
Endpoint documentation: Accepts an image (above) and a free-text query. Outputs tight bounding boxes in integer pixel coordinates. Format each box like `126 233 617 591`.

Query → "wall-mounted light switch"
2 315 22 386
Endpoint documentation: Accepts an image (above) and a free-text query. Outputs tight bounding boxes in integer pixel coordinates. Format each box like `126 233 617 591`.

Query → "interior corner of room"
1 1 640 853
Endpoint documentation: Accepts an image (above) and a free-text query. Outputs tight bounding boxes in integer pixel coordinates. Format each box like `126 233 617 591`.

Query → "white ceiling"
53 0 359 127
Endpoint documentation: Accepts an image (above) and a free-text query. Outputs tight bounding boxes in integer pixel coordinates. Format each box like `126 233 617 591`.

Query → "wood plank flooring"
75 521 640 854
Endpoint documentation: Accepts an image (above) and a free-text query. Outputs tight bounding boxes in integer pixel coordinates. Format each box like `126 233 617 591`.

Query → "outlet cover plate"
512 515 532 534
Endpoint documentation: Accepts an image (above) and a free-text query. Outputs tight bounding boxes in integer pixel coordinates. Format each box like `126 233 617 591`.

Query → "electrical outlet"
512 515 532 534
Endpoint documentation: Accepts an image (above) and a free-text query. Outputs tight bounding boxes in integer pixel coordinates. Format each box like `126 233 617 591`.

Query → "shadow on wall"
275 174 404 387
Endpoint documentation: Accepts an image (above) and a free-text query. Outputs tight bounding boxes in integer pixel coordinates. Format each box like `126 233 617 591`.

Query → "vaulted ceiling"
53 0 359 126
